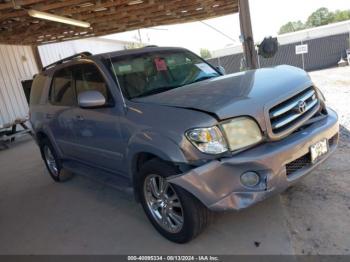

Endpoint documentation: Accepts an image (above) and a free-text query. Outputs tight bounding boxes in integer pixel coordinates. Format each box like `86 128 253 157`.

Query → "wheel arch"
33 128 62 159
126 132 189 202
35 130 49 145
130 150 184 202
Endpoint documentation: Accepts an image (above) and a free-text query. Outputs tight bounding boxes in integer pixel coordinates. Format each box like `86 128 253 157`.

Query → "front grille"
286 153 311 176
269 87 319 134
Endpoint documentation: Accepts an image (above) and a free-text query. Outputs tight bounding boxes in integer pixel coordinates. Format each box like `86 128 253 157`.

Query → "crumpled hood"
133 65 313 130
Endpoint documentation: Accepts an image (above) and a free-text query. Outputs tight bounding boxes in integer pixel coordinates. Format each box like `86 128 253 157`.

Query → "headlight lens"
221 117 262 151
186 126 228 154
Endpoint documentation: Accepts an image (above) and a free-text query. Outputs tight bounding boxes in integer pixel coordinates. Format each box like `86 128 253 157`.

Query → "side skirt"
62 159 134 198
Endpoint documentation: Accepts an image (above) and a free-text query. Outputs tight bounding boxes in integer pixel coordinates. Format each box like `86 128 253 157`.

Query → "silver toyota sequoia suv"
30 47 339 243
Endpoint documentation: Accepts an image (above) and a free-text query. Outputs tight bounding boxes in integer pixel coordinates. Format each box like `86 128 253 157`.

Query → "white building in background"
38 37 134 67
211 44 243 58
0 37 136 128
211 20 350 58
0 44 38 128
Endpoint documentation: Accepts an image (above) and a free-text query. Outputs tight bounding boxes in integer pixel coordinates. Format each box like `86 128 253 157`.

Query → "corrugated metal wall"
209 53 245 74
38 38 127 67
208 33 350 74
303 34 350 71
0 44 38 128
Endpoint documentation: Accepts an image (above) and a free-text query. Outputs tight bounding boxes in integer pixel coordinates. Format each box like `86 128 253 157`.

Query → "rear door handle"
45 113 54 119
76 115 84 121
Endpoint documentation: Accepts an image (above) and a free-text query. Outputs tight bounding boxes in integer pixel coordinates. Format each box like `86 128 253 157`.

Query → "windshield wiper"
133 85 180 98
132 75 218 99
190 75 218 84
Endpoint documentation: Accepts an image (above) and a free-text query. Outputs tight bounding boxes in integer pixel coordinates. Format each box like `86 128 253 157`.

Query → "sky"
102 0 350 54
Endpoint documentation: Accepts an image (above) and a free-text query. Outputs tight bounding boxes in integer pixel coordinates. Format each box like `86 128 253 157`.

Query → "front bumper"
168 108 339 211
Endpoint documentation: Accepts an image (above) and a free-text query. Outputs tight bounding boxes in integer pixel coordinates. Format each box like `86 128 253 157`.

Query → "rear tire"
137 158 212 243
39 138 72 182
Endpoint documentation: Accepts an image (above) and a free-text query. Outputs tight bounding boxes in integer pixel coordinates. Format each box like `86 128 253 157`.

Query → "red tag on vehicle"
154 58 167 71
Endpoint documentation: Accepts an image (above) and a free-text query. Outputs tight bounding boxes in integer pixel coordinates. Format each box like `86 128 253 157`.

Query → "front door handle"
76 115 84 121
45 113 54 119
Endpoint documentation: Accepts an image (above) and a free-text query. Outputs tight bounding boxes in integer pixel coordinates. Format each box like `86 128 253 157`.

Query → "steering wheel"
180 66 198 85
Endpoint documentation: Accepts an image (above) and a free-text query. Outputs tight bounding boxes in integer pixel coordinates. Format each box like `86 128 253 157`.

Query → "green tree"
278 21 305 34
278 7 350 35
305 7 334 28
124 42 144 50
200 48 212 59
333 10 350 22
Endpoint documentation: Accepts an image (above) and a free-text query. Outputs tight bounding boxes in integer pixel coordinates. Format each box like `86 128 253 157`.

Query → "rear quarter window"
30 74 48 106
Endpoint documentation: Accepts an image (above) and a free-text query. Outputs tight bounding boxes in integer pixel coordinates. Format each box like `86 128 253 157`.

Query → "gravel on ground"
281 66 350 255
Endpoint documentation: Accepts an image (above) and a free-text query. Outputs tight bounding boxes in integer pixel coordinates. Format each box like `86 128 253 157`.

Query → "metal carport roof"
0 0 257 69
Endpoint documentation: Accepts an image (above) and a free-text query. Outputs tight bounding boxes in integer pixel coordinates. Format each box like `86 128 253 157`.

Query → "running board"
63 160 134 197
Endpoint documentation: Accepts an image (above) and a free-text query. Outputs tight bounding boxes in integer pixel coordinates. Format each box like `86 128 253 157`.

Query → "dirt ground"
281 66 350 255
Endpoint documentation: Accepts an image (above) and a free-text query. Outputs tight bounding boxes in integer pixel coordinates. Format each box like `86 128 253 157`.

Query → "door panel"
49 107 76 158
46 67 77 158
71 63 125 174
71 107 125 172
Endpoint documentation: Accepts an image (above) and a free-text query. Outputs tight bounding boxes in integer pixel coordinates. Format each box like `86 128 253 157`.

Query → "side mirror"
78 90 106 108
216 66 226 75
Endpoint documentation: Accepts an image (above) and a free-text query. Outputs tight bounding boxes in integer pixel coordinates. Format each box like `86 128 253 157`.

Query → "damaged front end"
167 109 339 211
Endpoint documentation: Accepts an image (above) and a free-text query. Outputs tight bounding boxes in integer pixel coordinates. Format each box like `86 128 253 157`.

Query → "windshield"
109 50 220 99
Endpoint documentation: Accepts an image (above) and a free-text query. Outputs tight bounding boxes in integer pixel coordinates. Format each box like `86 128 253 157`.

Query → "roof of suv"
42 46 189 73
96 46 188 60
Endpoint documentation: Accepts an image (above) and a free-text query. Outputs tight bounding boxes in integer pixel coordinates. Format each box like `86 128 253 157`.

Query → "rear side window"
30 74 48 105
74 63 111 102
50 68 75 106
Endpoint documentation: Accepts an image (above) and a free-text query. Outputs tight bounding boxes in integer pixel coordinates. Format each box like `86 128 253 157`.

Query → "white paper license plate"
310 139 328 163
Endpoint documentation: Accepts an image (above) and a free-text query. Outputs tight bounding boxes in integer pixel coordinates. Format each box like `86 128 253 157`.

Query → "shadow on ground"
0 137 293 255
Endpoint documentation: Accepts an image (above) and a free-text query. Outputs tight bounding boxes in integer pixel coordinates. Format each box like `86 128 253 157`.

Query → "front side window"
74 63 111 103
110 50 220 99
50 68 75 106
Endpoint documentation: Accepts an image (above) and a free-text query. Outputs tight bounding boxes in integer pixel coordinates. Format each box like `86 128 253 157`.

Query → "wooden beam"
0 0 43 10
0 0 239 45
238 0 257 69
0 0 89 21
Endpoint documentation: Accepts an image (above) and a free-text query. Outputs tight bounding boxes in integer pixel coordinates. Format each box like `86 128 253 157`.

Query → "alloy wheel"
43 145 59 176
144 174 184 233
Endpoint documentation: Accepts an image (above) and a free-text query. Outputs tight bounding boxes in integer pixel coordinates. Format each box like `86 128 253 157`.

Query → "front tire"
137 158 212 243
40 138 72 182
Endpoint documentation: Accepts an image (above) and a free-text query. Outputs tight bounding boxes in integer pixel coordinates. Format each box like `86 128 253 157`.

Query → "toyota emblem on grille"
296 100 307 114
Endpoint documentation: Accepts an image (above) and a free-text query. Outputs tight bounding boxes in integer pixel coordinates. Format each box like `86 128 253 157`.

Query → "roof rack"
42 51 92 71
